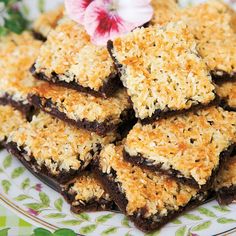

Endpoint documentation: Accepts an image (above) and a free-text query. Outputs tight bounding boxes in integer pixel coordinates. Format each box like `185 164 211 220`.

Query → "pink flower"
27 209 39 216
65 0 153 45
34 184 42 192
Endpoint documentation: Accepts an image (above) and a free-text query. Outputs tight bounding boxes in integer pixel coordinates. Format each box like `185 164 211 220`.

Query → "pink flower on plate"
65 0 153 45
34 183 42 192
27 209 39 216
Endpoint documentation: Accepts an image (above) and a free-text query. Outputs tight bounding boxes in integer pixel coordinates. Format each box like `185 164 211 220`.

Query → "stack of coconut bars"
0 0 236 233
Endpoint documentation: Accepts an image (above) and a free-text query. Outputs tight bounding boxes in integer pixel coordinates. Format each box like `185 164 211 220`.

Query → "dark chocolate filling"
5 141 94 185
28 94 135 136
0 93 35 121
93 161 208 233
211 70 236 83
32 30 47 42
107 40 219 124
216 185 236 205
123 143 236 190
30 64 122 99
219 97 236 112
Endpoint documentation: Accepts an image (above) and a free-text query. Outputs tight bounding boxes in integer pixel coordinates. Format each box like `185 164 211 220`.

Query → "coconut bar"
182 0 236 81
0 32 43 116
33 5 64 41
31 18 121 98
0 105 26 146
94 144 207 233
62 172 116 213
214 154 236 205
108 21 215 122
28 83 133 135
6 111 116 184
216 81 236 111
124 107 236 189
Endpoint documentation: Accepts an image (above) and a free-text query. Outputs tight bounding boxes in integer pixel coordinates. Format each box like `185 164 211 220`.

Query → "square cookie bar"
32 5 64 41
31 18 121 98
0 105 27 146
6 111 116 184
214 154 236 205
0 32 43 116
109 21 215 122
62 172 117 213
94 145 207 232
124 107 236 189
28 83 133 136
216 81 236 111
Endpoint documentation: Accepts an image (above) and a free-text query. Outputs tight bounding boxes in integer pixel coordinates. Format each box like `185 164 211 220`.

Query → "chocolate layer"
32 30 47 42
124 144 236 190
219 98 236 112
28 94 135 136
211 70 236 83
0 94 34 120
5 142 85 185
93 162 207 233
30 64 122 99
216 185 236 205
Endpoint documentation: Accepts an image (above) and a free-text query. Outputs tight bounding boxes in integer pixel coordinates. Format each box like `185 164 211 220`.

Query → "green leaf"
44 213 66 219
191 221 211 231
213 205 230 213
145 231 160 236
24 203 44 211
175 226 187 236
54 198 63 212
172 219 182 224
39 192 50 206
53 229 76 236
33 228 52 236
60 220 83 226
0 27 8 36
0 168 3 173
80 224 97 234
125 233 133 236
14 194 31 201
101 227 117 236
77 212 90 221
183 214 202 221
198 207 216 218
0 228 10 236
3 155 12 168
121 216 130 227
21 178 30 190
37 0 45 13
217 218 236 224
1 180 11 194
11 167 25 179
96 214 114 223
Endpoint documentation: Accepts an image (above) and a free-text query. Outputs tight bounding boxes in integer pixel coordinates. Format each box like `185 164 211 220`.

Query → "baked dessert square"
31 18 121 98
216 81 236 111
124 107 236 189
94 144 207 232
0 105 27 146
214 153 236 205
182 0 236 81
28 83 133 136
32 5 64 41
0 32 43 116
6 111 116 184
62 172 116 213
108 21 215 122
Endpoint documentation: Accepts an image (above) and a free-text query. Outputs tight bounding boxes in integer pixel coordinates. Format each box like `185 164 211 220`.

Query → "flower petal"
117 5 153 26
65 0 94 24
84 0 135 45
118 0 152 7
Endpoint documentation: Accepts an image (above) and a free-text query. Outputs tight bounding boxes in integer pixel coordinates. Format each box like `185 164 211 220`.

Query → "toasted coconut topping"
34 18 116 91
0 32 43 104
69 173 111 204
0 105 26 142
125 107 236 186
30 83 131 124
215 155 236 190
99 145 198 217
7 112 116 175
112 21 215 119
216 81 236 109
33 5 65 38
